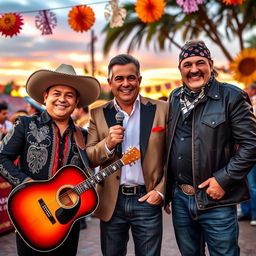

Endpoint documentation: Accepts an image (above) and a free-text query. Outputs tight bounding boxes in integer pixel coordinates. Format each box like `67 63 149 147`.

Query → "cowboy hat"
26 64 101 108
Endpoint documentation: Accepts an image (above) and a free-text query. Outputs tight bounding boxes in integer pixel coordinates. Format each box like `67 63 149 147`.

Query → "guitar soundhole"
58 186 79 208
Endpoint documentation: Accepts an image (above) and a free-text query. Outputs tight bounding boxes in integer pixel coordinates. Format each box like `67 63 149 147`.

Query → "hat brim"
26 69 101 108
24 96 45 112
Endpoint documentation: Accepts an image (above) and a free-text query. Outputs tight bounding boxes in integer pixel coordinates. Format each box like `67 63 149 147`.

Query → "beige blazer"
86 95 169 221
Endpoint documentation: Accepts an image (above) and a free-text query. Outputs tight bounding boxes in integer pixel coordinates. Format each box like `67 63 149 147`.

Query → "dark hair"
180 40 218 77
0 102 8 111
17 109 28 114
82 106 89 113
108 54 140 79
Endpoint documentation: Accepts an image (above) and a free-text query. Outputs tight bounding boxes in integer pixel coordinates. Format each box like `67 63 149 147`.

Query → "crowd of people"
0 40 256 256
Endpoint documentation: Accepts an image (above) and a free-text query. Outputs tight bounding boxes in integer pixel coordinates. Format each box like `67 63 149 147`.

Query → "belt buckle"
122 185 136 195
179 184 195 195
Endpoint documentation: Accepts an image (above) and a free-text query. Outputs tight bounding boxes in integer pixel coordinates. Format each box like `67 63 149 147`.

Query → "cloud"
0 0 233 88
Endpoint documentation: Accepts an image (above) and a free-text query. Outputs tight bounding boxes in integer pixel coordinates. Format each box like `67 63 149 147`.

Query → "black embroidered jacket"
0 111 86 186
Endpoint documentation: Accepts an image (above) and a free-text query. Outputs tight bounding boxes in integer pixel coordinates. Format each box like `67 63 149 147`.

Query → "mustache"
188 71 203 78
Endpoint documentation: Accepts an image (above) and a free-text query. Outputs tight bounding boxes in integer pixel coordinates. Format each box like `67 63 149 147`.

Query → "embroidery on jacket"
0 126 15 152
48 123 56 178
28 121 51 145
70 144 82 167
27 146 48 174
0 164 20 185
27 121 51 174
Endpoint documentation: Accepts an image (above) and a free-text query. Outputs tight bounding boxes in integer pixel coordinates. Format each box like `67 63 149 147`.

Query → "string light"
0 1 109 15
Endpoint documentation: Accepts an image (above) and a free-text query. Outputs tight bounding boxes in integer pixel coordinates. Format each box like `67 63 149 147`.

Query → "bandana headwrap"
179 41 211 64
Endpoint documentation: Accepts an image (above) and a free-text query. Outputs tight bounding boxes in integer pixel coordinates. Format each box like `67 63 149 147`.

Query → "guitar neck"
74 159 124 195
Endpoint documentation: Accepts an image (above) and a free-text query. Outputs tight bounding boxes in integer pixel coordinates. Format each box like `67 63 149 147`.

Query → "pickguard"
55 200 81 224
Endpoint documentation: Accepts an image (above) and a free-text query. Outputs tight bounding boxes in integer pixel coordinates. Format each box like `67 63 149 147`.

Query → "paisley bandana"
179 42 211 64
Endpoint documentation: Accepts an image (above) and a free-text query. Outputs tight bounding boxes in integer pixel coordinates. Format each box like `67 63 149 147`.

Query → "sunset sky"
0 0 243 98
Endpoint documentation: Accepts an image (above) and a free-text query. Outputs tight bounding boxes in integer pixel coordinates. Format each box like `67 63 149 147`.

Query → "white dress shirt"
113 96 144 186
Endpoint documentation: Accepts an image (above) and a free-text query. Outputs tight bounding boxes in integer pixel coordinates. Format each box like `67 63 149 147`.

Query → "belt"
120 185 146 195
179 184 195 195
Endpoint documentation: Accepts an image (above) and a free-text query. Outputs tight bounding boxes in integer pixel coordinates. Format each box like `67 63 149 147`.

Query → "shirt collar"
39 110 76 132
113 94 140 115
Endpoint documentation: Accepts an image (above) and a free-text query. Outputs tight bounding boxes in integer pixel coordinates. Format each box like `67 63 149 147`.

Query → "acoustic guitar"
7 147 141 252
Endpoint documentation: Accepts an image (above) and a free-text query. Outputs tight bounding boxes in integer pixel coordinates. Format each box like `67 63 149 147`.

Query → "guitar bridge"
38 199 56 224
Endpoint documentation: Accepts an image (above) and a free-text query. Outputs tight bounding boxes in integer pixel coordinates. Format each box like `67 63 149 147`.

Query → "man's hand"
198 177 225 200
164 204 171 215
138 190 162 205
106 125 125 150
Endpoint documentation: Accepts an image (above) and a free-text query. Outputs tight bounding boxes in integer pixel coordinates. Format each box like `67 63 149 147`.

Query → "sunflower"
68 5 95 32
230 48 256 85
135 0 166 23
222 0 245 5
0 13 23 37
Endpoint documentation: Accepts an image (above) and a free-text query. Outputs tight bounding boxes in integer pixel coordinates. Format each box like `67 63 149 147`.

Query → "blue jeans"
100 189 162 256
172 185 239 256
241 165 256 217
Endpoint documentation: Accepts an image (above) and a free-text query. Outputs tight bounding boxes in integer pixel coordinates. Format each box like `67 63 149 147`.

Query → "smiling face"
43 85 79 123
108 63 142 109
179 56 214 91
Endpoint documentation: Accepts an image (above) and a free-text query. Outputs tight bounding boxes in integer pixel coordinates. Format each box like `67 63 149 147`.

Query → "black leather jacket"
0 111 86 186
165 79 256 210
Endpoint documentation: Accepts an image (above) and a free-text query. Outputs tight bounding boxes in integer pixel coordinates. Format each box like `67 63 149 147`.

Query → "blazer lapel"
103 101 123 157
140 100 156 162
103 101 117 128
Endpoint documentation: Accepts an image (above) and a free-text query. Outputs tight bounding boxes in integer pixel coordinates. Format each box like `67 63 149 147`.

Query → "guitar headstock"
121 147 141 165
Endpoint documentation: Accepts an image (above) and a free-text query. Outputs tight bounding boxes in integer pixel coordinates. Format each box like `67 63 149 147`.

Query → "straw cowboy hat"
26 64 101 108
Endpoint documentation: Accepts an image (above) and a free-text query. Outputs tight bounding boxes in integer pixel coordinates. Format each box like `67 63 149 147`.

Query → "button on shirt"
114 96 144 186
52 124 70 175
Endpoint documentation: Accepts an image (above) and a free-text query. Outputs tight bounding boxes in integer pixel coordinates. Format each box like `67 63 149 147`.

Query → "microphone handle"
116 143 122 157
116 120 123 157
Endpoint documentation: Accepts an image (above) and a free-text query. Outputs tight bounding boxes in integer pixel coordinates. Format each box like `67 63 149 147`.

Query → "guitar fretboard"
73 159 124 195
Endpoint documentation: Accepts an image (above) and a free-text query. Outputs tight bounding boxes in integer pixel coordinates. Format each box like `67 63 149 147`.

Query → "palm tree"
102 0 256 62
246 35 256 48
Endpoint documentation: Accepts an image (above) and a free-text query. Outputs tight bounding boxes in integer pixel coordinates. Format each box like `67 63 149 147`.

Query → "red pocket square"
152 126 164 132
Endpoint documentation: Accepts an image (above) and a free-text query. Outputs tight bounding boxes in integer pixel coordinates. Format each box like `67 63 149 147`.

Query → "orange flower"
68 5 95 32
222 0 245 5
135 0 166 23
0 13 23 37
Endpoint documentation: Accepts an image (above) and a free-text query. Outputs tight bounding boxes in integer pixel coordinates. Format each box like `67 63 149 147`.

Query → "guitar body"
7 165 98 252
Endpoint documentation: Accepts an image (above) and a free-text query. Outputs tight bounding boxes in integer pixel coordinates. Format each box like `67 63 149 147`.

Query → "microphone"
115 111 125 157
115 111 125 126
